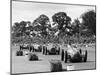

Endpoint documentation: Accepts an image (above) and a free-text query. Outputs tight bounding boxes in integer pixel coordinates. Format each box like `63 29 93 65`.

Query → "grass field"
11 45 96 74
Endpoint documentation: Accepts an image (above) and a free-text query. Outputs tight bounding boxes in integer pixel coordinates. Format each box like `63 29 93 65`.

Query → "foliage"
81 10 96 35
71 19 80 34
32 14 51 37
52 12 71 36
11 10 96 44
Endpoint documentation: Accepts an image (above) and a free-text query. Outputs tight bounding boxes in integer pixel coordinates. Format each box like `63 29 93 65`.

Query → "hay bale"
28 53 39 61
50 60 62 72
16 50 23 56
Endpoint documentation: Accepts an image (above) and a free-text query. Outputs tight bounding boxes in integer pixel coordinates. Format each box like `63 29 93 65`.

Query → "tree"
32 14 51 37
81 10 96 35
12 21 32 40
52 12 71 36
71 19 80 35
12 22 22 37
12 22 20 33
19 21 27 33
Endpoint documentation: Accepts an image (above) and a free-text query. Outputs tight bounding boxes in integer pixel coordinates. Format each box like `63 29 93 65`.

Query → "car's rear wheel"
79 49 82 54
61 49 64 61
43 47 45 54
58 49 60 55
64 51 68 63
83 50 87 62
45 48 47 55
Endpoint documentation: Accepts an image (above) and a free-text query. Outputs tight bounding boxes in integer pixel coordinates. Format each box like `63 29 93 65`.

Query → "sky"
12 1 95 25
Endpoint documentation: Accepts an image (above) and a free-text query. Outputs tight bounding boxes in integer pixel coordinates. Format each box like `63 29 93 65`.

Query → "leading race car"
61 44 87 63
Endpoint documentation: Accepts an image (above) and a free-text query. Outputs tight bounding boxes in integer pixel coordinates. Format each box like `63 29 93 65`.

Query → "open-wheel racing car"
61 44 87 63
43 44 60 55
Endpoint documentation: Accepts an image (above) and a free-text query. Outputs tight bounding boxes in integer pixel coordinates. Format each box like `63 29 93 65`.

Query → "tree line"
11 10 96 44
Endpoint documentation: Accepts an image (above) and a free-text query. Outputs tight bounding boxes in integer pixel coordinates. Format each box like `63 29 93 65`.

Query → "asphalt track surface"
11 45 96 74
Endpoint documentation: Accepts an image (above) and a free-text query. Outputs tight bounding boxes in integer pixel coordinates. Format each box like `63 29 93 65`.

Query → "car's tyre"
45 47 47 55
83 50 87 62
58 48 60 55
43 49 44 54
61 49 64 61
29 46 32 52
58 51 60 55
39 46 42 52
32 47 34 52
43 46 45 54
38 46 42 52
79 49 82 54
16 51 19 56
64 51 68 63
20 46 22 50
45 49 47 55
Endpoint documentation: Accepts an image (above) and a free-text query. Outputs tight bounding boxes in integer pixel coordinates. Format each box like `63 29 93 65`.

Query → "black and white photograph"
11 0 96 74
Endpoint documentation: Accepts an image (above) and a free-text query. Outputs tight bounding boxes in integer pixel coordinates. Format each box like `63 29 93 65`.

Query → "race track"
11 45 96 74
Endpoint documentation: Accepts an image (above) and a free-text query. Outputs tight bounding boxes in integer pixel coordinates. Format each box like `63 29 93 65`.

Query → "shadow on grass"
51 69 67 72
12 74 21 75
28 59 42 61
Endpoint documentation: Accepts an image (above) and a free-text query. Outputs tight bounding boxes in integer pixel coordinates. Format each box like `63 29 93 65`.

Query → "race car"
61 44 87 63
32 44 42 52
20 44 29 50
43 43 60 55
